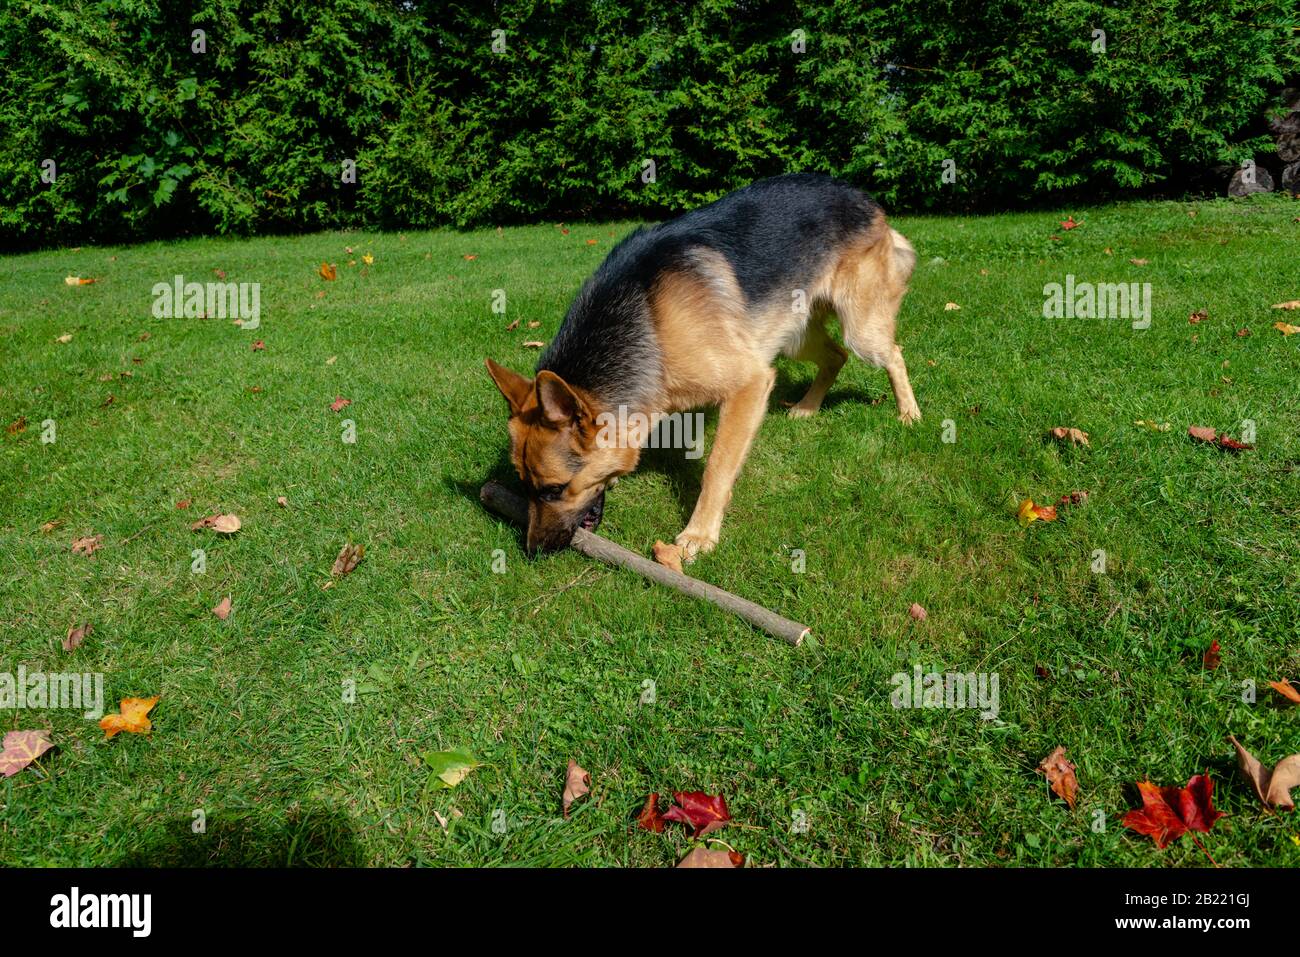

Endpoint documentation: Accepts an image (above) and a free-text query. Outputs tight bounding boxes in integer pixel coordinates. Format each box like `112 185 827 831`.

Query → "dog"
486 173 919 557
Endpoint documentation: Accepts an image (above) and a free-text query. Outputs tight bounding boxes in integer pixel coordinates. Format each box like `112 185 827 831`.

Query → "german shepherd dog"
486 173 919 557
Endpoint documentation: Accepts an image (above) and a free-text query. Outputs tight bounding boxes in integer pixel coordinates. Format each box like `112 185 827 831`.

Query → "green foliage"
2 0 1297 246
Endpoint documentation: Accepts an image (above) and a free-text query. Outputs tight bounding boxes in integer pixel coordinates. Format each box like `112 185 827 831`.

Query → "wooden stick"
480 481 809 646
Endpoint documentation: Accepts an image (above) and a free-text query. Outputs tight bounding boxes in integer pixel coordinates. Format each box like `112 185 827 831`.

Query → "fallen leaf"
1122 774 1223 848
330 396 351 412
99 696 160 739
1275 321 1300 335
100 394 114 408
191 513 241 534
908 602 927 621
1018 499 1058 527
0 731 55 778
39 520 62 533
251 340 265 351
1056 490 1089 507
1202 639 1221 671
1272 300 1300 310
212 596 232 620
1237 328 1251 338
1269 679 1300 704
1229 736 1300 811
943 301 961 311
433 809 450 830
563 760 591 818
423 748 482 788
63 622 92 651
1187 425 1253 451
462 254 477 261
505 319 519 331
1048 426 1090 447
56 333 73 343
522 340 545 348
362 253 374 265
652 540 684 573
326 355 337 365
71 535 103 556
1130 258 1149 266
677 846 744 868
1188 309 1208 324
636 793 667 832
276 496 288 507
527 320 541 329
1037 746 1079 809
6 416 26 435
585 239 597 246
331 543 364 577
176 499 191 509
319 263 337 281
661 791 731 837
1133 420 1171 432
64 276 96 286
1060 216 1079 230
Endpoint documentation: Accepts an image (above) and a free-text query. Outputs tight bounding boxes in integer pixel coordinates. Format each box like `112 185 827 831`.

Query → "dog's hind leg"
676 367 776 560
834 226 921 424
785 313 847 419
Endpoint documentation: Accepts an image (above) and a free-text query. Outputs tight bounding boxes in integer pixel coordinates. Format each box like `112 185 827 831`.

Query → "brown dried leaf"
562 760 590 818
1037 746 1079 809
212 596 232 620
63 622 92 652
1048 426 1090 447
677 846 744 868
71 535 103 556
331 543 365 577
908 602 927 621
1229 735 1300 811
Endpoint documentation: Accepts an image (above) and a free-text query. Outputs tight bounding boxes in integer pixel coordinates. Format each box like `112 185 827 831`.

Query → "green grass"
2 196 1299 867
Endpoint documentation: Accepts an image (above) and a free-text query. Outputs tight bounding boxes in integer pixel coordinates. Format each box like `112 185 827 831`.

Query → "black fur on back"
537 174 882 407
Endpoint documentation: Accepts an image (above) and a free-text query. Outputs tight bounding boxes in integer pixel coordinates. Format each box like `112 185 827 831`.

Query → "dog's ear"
535 370 592 430
485 358 533 415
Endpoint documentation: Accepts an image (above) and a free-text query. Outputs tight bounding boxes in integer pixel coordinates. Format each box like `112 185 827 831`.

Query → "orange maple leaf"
99 696 160 739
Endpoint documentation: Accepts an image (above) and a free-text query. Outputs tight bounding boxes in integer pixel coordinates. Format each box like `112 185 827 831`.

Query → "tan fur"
487 215 919 559
644 215 919 558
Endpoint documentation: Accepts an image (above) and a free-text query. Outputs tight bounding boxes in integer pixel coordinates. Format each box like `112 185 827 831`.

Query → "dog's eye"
537 484 566 502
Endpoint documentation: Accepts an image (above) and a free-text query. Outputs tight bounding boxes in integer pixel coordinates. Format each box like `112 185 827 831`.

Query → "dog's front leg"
676 368 776 560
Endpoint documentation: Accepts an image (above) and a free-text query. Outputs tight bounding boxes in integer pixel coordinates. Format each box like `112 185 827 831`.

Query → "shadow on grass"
115 806 362 867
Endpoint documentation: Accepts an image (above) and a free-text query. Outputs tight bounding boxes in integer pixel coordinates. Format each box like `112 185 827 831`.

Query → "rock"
1228 164 1274 197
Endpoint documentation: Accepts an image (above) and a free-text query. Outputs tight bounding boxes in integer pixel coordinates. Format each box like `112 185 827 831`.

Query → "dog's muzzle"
577 489 605 531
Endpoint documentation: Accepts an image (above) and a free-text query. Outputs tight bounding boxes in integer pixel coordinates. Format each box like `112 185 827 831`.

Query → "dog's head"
485 358 638 553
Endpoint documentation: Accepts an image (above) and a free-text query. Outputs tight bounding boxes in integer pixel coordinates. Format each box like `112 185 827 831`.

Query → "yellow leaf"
1275 322 1300 336
99 696 160 739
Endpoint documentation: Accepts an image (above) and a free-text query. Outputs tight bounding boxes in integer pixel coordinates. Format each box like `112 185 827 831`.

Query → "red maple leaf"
660 790 731 836
1060 216 1080 230
1122 774 1224 849
636 792 666 833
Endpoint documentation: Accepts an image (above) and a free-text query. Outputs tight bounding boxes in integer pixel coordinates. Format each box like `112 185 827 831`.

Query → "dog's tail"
888 227 917 285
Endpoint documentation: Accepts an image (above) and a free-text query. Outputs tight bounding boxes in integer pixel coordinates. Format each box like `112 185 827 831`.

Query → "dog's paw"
897 407 921 425
674 529 718 562
785 403 819 419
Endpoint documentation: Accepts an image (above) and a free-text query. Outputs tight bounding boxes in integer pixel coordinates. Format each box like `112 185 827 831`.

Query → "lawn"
2 195 1299 867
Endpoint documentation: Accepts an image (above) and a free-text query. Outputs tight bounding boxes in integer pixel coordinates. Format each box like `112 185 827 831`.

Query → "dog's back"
538 173 915 416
